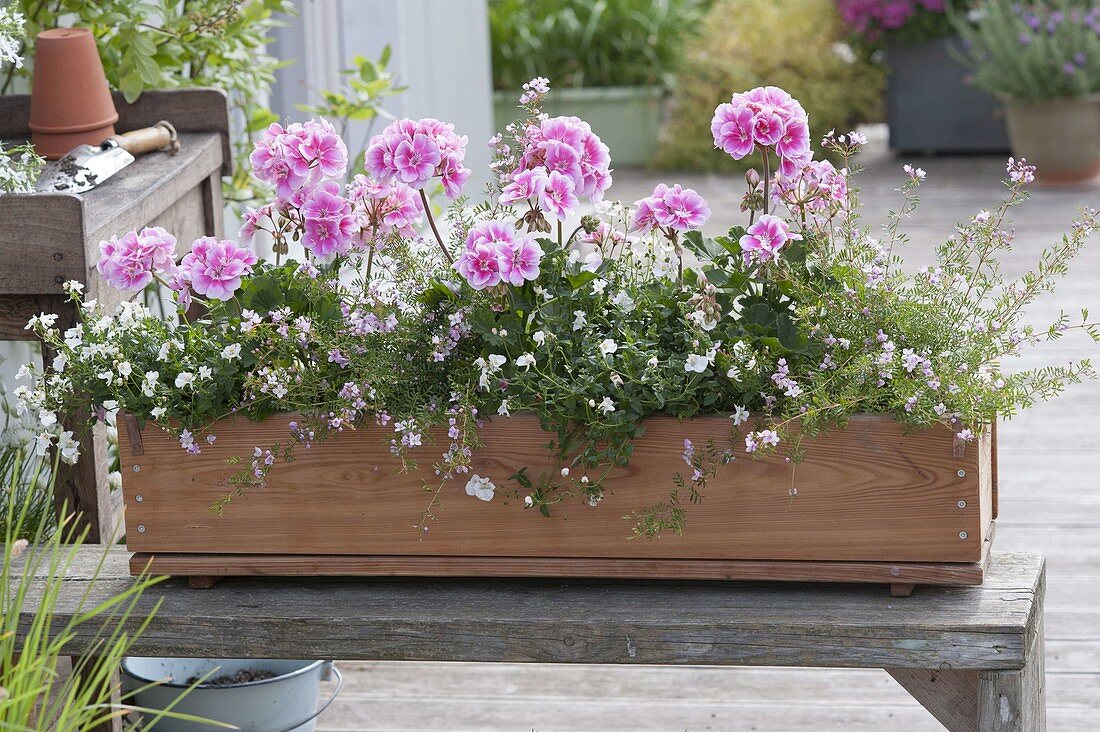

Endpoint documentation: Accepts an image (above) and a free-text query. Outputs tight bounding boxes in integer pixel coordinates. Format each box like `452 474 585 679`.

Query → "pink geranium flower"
455 241 502 290
95 227 178 291
537 170 579 221
393 134 442 187
499 167 548 205
739 214 802 266
365 118 471 197
498 233 543 286
711 104 755 159
653 184 711 232
711 86 812 171
631 183 710 234
301 184 356 258
751 111 784 147
179 237 258 301
503 115 612 207
776 116 810 159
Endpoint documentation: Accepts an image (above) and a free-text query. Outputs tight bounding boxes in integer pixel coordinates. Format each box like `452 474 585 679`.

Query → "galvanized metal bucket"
120 658 342 732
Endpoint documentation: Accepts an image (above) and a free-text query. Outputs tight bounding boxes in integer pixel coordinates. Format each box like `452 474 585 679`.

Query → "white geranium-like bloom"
731 405 750 426
465 474 496 502
598 338 617 356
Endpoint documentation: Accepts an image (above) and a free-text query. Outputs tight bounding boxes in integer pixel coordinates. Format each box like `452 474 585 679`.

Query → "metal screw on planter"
137 525 145 533
959 532 968 540
135 494 144 503
133 464 141 472
120 658 342 732
957 469 966 478
957 500 967 509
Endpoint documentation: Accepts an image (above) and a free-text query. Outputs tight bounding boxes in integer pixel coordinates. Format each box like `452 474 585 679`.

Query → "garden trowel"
35 120 180 194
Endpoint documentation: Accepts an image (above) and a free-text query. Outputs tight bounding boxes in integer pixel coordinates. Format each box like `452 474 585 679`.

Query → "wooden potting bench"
0 88 230 544
14 548 1047 731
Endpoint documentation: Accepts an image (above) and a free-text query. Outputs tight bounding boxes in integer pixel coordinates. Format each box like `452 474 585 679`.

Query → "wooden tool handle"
110 121 180 156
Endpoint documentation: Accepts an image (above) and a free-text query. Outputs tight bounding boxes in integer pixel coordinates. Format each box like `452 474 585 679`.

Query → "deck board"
317 136 1100 729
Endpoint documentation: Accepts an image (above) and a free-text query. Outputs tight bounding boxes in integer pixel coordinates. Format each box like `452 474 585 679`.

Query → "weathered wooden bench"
17 548 1046 731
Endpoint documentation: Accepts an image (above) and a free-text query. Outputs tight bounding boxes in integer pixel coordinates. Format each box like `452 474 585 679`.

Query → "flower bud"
580 214 600 234
745 168 762 188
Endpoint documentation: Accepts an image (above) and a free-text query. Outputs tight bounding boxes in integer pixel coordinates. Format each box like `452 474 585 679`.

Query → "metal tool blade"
35 143 136 194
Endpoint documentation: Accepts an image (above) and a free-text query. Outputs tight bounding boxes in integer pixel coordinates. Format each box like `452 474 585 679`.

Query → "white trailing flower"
731 405 750 426
684 349 716 373
532 330 546 346
222 343 242 360
515 353 535 370
142 371 159 397
465 474 496 501
175 371 195 388
58 430 80 464
598 338 618 356
597 396 615 414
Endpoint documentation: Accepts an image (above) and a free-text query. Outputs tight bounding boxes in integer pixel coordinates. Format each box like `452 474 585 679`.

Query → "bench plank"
15 548 1043 672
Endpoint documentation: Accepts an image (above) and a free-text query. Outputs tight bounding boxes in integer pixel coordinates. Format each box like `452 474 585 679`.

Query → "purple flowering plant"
20 78 1100 536
950 0 1100 103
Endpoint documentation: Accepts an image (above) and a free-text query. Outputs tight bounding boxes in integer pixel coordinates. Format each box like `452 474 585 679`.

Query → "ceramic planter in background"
1004 95 1100 186
494 85 664 167
886 36 1009 155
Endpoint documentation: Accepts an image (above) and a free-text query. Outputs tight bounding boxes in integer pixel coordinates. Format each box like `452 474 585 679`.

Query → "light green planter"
1004 95 1100 186
493 85 665 168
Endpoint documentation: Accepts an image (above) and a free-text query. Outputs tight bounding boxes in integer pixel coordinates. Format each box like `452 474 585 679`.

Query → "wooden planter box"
117 413 995 592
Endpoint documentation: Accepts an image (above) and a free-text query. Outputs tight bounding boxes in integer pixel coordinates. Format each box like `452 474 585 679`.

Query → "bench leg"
978 622 1045 731
887 614 1046 732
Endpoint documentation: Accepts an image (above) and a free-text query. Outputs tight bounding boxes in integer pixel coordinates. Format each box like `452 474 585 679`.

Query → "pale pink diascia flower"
537 169 579 221
95 226 178 291
178 237 258 301
739 214 802 266
301 182 356 258
365 117 470 197
630 183 711 234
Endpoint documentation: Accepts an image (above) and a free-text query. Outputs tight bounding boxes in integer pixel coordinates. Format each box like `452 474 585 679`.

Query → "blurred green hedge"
489 0 706 90
653 0 884 171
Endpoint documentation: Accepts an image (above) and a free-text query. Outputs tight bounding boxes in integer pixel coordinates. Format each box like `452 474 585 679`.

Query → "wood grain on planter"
118 412 993 575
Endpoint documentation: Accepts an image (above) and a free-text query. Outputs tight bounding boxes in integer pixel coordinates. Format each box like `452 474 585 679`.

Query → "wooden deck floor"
318 139 1100 730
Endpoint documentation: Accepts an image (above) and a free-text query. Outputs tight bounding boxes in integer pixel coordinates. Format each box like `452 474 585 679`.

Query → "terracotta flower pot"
28 28 118 160
1004 95 1100 186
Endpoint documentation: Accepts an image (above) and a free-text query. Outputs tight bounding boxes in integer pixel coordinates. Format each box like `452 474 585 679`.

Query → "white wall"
270 0 495 193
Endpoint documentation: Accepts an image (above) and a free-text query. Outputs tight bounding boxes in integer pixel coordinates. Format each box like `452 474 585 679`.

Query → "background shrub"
489 0 706 90
653 0 884 171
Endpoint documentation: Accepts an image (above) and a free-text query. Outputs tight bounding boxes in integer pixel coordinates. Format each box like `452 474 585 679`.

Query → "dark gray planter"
886 36 1010 154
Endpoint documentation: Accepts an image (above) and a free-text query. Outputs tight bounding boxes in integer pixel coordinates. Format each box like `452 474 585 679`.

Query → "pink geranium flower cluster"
711 86 812 176
739 214 802 266
365 118 471 198
837 0 945 39
95 227 177 291
454 220 543 290
630 183 712 235
300 181 357 258
176 237 259 301
500 116 612 221
250 119 348 202
773 159 848 221
347 175 425 244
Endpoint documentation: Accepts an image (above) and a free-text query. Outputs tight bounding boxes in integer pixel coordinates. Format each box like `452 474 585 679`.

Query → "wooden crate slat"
118 412 990 564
